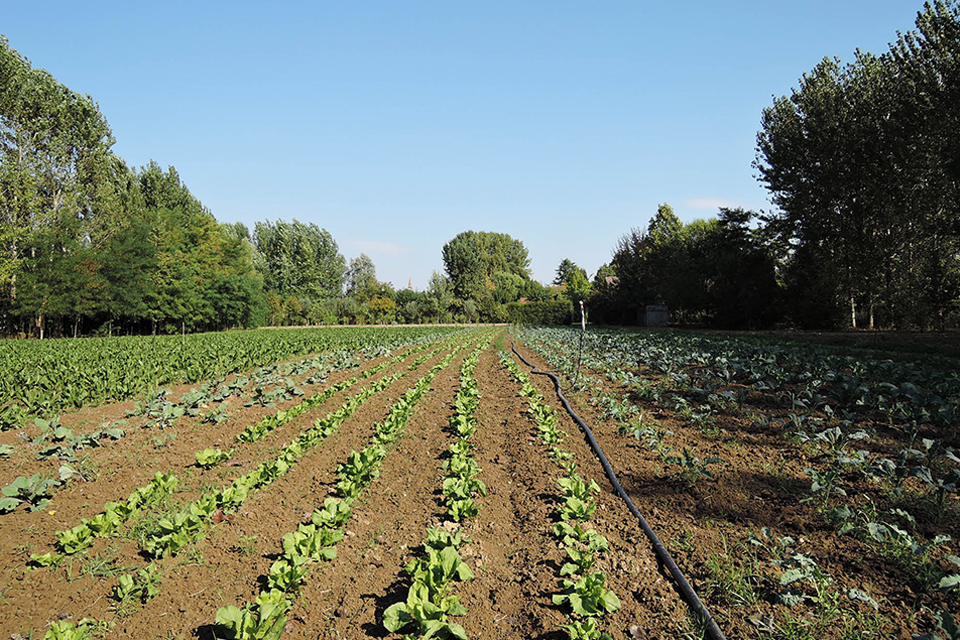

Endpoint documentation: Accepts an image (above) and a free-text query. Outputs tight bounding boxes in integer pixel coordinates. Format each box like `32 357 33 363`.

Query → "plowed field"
1 327 955 639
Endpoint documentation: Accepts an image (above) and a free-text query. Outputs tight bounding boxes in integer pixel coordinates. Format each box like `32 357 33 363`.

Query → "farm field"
0 326 957 639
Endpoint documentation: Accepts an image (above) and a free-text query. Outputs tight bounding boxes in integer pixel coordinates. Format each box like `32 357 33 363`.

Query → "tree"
424 271 455 323
1 37 117 334
345 253 379 301
755 1 960 328
553 259 576 286
491 271 526 304
441 231 531 309
253 219 346 301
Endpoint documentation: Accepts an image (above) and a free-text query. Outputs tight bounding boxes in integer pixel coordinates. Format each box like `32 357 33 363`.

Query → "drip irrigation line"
511 342 727 640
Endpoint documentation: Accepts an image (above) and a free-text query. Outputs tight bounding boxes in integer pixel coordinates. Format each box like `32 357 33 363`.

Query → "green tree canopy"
441 230 531 306
755 0 960 328
253 219 346 301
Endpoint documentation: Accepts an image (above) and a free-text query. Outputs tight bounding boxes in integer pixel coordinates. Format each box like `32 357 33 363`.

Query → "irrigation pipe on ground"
511 342 727 640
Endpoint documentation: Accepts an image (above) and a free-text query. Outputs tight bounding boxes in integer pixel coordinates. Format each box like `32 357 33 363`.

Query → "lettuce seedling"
57 523 95 554
311 497 352 528
552 571 621 617
267 556 310 592
562 618 613 640
42 619 97 640
382 582 469 640
561 496 597 522
196 448 231 468
557 474 600 502
215 601 287 640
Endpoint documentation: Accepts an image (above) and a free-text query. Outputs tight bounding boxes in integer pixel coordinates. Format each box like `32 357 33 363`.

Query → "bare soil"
0 329 952 639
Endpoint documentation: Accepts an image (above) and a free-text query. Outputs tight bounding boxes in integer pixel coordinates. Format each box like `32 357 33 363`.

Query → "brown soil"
0 328 952 639
512 334 959 640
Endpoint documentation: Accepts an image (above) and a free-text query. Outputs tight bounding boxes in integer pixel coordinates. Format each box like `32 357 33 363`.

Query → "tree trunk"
850 296 857 329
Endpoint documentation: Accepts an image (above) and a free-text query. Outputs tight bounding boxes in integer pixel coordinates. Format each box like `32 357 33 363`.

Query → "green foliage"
505 299 572 325
552 571 621 617
663 448 721 486
253 218 346 304
442 230 531 314
383 543 474 639
112 565 163 605
0 472 58 513
0 326 457 427
914 610 960 640
606 205 780 328
561 618 613 640
756 1 960 329
215 600 288 640
196 448 231 468
42 619 97 640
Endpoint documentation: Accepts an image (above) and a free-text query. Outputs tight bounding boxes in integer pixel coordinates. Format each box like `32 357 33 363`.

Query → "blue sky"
3 1 924 290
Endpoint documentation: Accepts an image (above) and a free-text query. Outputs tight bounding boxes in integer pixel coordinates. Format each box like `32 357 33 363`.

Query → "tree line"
577 1 959 330
3 0 957 335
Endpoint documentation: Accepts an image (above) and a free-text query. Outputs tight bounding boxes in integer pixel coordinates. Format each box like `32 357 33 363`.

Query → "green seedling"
196 447 231 468
552 571 621 617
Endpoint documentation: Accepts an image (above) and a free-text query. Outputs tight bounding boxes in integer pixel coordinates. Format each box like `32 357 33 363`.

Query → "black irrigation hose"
512 342 727 640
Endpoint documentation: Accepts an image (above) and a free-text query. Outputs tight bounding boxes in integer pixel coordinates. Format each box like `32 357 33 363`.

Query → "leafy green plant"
560 547 598 576
553 522 609 553
383 581 469 640
914 610 960 640
57 523 95 554
311 497 352 529
112 565 163 605
215 599 289 640
42 618 97 640
142 512 205 558
664 448 720 486
562 618 612 640
558 473 600 502
29 551 63 567
552 571 621 617
267 555 310 592
196 447 231 468
281 524 342 562
0 473 59 513
803 467 847 506
383 544 474 640
560 496 597 522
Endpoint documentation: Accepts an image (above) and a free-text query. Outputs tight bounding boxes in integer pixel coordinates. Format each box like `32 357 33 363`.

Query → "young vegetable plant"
552 571 621 617
215 598 289 640
664 448 721 487
383 543 474 640
196 447 231 468
0 473 59 513
42 618 98 640
112 565 163 605
562 618 613 640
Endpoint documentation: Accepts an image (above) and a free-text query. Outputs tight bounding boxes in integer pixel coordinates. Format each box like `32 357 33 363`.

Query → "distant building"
644 304 669 327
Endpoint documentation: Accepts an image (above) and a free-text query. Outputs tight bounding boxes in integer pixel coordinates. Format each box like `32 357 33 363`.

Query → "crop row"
0 336 442 518
385 341 490 638
210 332 491 639
0 326 464 429
500 352 620 640
33 330 488 639
519 327 960 637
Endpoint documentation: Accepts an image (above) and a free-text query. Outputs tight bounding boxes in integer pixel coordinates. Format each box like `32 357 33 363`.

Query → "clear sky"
2 1 925 290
